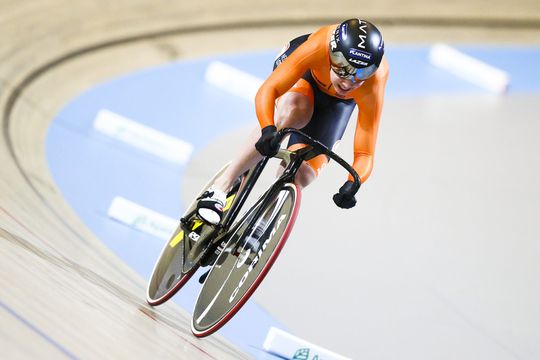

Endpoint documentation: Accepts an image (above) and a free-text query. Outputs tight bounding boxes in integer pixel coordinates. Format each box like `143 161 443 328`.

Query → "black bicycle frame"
220 157 269 230
280 128 361 190
180 127 361 264
215 128 361 244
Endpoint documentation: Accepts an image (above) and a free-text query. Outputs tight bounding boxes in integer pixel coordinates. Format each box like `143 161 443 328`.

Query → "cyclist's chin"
334 84 352 96
333 81 363 96
335 88 345 96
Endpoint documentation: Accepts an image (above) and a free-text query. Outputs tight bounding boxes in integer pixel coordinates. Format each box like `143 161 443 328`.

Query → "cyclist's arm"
255 29 327 128
350 58 389 184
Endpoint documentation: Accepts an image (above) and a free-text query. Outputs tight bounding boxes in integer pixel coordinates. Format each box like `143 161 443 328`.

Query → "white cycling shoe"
197 187 227 225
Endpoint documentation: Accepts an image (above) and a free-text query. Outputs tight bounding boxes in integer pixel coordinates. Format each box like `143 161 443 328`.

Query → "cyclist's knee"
294 162 317 188
275 93 313 129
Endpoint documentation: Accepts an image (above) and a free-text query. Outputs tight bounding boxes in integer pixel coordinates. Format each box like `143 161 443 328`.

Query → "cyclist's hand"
255 125 281 157
333 180 357 209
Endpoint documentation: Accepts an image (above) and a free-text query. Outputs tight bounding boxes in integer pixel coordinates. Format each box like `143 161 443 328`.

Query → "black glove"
333 180 358 209
255 125 281 157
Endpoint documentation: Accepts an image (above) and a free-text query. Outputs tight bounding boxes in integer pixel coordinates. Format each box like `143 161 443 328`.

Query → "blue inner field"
46 45 540 358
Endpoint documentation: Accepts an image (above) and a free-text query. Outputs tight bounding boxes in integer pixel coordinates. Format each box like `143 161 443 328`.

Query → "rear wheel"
147 163 240 306
146 219 202 306
191 183 301 337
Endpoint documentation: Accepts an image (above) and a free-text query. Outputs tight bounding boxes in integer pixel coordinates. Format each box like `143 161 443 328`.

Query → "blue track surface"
46 45 540 358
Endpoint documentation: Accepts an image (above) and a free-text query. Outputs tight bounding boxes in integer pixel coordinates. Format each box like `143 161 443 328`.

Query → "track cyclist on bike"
197 18 389 225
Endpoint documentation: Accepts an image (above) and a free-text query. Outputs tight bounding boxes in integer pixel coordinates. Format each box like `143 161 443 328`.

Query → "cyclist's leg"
280 73 356 188
210 34 314 193
280 143 322 188
274 89 317 188
197 35 315 224
211 126 262 192
212 78 314 193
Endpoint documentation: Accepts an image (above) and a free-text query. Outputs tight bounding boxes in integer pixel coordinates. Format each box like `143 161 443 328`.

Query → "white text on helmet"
358 22 368 49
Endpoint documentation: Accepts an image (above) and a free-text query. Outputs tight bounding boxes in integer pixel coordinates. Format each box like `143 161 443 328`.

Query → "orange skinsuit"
255 25 389 184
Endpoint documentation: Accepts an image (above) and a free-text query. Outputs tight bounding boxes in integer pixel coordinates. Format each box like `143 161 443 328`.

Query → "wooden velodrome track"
1 1 539 359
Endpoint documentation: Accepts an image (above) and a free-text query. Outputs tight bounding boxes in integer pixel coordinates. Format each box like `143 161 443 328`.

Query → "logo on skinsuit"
228 213 288 303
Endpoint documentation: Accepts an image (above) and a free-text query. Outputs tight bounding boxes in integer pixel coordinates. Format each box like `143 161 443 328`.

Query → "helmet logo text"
358 21 368 49
348 48 372 61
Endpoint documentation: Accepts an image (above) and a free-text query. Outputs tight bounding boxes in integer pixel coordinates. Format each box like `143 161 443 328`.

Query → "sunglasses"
330 59 378 83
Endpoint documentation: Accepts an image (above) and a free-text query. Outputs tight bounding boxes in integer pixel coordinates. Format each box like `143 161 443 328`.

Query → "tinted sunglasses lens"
354 64 378 81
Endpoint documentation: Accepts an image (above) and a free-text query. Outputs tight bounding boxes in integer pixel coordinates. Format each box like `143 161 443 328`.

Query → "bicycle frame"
191 128 361 336
147 127 362 322
200 128 361 263
211 128 360 238
158 127 362 280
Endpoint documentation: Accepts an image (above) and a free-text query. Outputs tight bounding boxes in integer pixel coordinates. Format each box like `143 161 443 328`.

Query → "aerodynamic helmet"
329 19 384 81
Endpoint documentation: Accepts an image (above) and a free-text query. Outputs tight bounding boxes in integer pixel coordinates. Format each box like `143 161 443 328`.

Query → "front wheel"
191 183 301 337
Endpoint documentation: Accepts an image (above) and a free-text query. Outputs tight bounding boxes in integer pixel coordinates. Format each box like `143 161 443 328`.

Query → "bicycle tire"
191 182 301 337
147 163 233 306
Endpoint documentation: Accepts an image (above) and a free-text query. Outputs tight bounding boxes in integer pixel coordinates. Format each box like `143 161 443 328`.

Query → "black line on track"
2 16 539 244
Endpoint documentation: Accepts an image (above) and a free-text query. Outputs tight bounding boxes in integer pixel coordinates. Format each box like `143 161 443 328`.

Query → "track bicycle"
146 128 360 337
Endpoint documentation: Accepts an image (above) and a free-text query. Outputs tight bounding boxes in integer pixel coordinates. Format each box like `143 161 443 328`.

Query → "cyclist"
197 18 389 225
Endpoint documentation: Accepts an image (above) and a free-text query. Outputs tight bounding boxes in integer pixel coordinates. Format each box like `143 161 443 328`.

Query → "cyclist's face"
329 67 364 96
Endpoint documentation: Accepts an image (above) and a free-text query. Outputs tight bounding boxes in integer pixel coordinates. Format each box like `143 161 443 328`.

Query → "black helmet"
329 19 385 81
